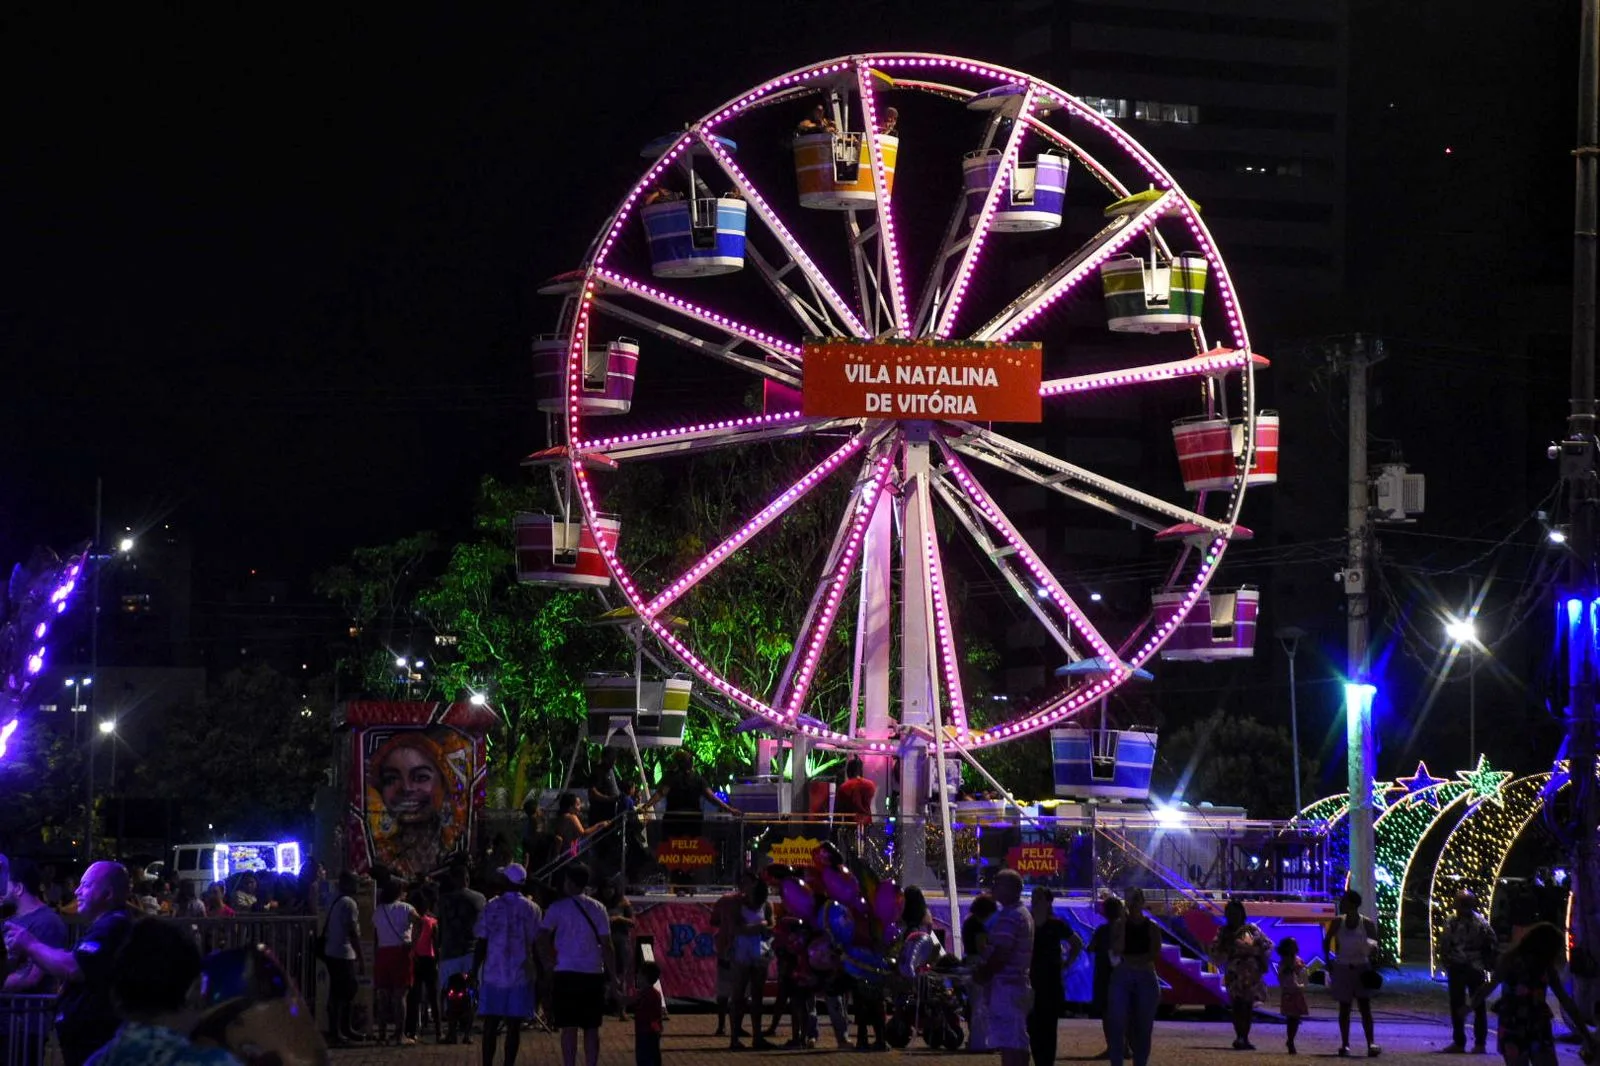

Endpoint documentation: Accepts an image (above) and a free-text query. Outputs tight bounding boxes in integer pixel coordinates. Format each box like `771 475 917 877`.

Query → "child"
407 886 440 1042
633 960 666 1066
1278 936 1310 1054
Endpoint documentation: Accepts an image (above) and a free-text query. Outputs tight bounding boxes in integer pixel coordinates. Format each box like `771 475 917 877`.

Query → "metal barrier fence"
588 808 1332 901
0 994 56 1066
65 914 318 987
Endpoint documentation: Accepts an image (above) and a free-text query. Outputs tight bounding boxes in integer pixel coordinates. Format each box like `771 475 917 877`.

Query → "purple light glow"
25 651 44 675
32 622 46 639
0 718 17 759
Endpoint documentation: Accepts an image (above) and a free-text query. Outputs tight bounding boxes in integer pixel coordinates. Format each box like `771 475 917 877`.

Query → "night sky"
1 0 1582 762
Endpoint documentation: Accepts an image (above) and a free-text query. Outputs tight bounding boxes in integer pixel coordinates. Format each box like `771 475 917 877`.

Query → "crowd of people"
0 857 333 1065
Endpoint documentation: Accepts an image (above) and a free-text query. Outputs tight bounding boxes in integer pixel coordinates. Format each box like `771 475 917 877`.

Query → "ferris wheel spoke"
694 129 868 338
773 444 899 719
589 267 803 368
933 84 1038 339
592 297 800 386
855 62 909 334
916 478 970 738
577 412 859 462
933 436 1119 664
971 188 1177 342
930 475 1079 663
948 423 1227 533
641 422 890 619
1039 348 1262 399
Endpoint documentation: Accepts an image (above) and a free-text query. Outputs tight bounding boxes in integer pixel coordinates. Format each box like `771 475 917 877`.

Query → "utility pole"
1565 0 1600 1013
1345 335 1377 914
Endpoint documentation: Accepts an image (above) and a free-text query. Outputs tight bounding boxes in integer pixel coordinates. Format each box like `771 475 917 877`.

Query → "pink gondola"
1171 412 1279 493
515 513 620 588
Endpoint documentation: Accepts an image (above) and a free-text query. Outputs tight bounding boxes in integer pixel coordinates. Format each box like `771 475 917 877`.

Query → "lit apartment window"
1080 95 1129 119
120 593 151 614
435 634 459 647
1236 161 1304 177
1133 101 1200 125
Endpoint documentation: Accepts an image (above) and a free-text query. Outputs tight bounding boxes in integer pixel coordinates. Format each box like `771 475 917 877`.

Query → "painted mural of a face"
379 740 443 825
366 732 453 877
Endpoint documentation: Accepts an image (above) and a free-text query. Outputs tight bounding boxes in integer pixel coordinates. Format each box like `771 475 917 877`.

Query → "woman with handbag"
1323 889 1382 1057
373 878 422 1046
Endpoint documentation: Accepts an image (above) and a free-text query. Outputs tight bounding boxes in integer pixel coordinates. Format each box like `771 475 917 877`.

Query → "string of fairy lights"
1294 756 1555 973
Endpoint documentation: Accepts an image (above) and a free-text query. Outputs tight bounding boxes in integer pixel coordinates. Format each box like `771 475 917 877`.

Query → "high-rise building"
1010 0 1349 330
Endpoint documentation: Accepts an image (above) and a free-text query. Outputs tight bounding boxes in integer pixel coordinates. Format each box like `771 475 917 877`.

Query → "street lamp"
117 536 135 553
86 718 116 859
1446 616 1480 762
1276 625 1310 820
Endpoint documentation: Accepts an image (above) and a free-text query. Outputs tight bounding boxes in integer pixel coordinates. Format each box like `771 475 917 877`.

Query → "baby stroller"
443 971 476 1043
884 931 965 1050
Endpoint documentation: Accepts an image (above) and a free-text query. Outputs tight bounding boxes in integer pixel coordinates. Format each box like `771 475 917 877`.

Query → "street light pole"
1446 604 1479 765
1276 626 1309 820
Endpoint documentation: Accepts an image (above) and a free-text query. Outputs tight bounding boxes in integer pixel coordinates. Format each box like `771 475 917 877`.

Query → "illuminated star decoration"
1387 761 1450 808
1456 755 1513 808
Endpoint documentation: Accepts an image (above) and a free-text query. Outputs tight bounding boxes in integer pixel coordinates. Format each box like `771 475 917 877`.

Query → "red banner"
802 339 1043 422
1006 843 1066 876
655 837 717 870
635 901 719 1000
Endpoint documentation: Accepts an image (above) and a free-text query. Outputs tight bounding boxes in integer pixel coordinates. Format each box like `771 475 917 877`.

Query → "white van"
171 841 302 893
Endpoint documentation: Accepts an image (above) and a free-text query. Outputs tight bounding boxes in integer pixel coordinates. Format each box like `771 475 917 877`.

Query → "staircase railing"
1094 821 1221 965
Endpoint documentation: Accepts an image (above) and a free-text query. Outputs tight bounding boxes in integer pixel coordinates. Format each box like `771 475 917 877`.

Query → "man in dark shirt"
4 860 134 1066
1027 887 1082 1066
436 863 486 1044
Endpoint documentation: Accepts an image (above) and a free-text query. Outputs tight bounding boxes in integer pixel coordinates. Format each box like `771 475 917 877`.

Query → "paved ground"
324 1000 1588 1066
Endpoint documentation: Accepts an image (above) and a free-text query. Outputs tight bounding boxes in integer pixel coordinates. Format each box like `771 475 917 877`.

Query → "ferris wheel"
519 53 1276 771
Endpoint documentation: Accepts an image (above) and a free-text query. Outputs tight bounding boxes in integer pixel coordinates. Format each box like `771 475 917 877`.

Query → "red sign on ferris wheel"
802 339 1043 422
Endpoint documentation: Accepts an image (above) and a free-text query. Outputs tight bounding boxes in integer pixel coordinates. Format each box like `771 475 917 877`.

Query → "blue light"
1343 682 1377 710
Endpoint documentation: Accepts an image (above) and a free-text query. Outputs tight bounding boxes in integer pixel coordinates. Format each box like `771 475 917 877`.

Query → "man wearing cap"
1438 889 1498 1053
475 864 542 1066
